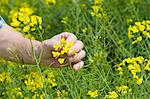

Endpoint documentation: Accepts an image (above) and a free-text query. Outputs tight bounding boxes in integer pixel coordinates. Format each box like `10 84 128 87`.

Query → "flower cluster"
24 71 57 92
0 72 12 83
128 20 150 44
87 90 99 98
104 91 118 99
116 85 132 95
104 85 131 98
90 0 106 18
116 56 150 85
32 92 46 99
45 0 56 5
9 5 42 39
52 38 74 65
2 87 23 98
24 72 44 92
56 90 68 98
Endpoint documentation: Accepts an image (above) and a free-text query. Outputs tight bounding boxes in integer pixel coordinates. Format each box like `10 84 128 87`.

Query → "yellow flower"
116 67 123 71
32 93 46 99
116 85 129 95
131 26 139 33
66 42 74 48
146 25 150 31
24 72 44 92
0 72 12 83
23 25 30 33
61 47 69 55
52 51 60 58
60 38 66 45
10 5 42 35
144 60 150 70
87 90 98 98
144 66 150 71
142 31 150 38
128 64 134 70
108 91 118 99
10 20 20 27
82 27 88 33
19 7 33 15
2 87 23 98
56 90 68 98
54 44 61 51
70 49 76 55
58 58 65 64
135 22 141 26
138 25 145 31
128 20 150 44
94 0 103 5
52 38 75 65
104 91 118 99
45 0 56 5
136 77 143 85
136 36 142 42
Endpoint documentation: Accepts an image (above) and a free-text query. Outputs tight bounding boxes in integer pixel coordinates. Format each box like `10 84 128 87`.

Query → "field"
0 0 150 98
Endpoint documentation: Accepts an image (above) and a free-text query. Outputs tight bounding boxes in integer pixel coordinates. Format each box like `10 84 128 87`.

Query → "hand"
40 32 86 71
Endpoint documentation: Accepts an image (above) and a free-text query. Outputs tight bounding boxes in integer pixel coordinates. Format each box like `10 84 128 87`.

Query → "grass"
0 0 150 98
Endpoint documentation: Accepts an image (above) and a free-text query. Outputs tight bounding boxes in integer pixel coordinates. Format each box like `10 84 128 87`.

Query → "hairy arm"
0 24 41 64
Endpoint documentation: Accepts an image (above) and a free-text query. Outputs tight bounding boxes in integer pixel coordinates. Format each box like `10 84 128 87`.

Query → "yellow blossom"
131 26 139 33
10 20 20 27
138 25 145 31
128 20 150 44
104 91 118 99
45 0 56 5
146 25 150 31
60 38 66 45
23 25 30 32
0 72 12 83
136 77 143 85
82 27 88 33
10 5 42 39
61 47 69 55
2 87 23 98
32 92 46 99
142 31 150 38
87 90 98 98
58 58 65 64
94 0 103 5
52 37 75 65
56 90 68 98
54 44 61 51
136 36 142 42
24 72 44 92
52 51 60 58
116 85 130 95
144 60 150 70
66 42 74 48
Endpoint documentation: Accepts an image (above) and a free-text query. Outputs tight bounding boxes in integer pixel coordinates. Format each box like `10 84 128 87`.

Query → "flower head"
9 5 42 39
104 91 118 99
87 90 99 98
52 38 74 65
128 20 150 44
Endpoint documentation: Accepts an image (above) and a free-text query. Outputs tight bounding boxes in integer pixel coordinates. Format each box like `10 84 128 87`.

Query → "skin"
0 24 85 70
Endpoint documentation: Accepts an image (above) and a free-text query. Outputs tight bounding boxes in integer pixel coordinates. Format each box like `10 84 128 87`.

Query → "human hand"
40 32 85 71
